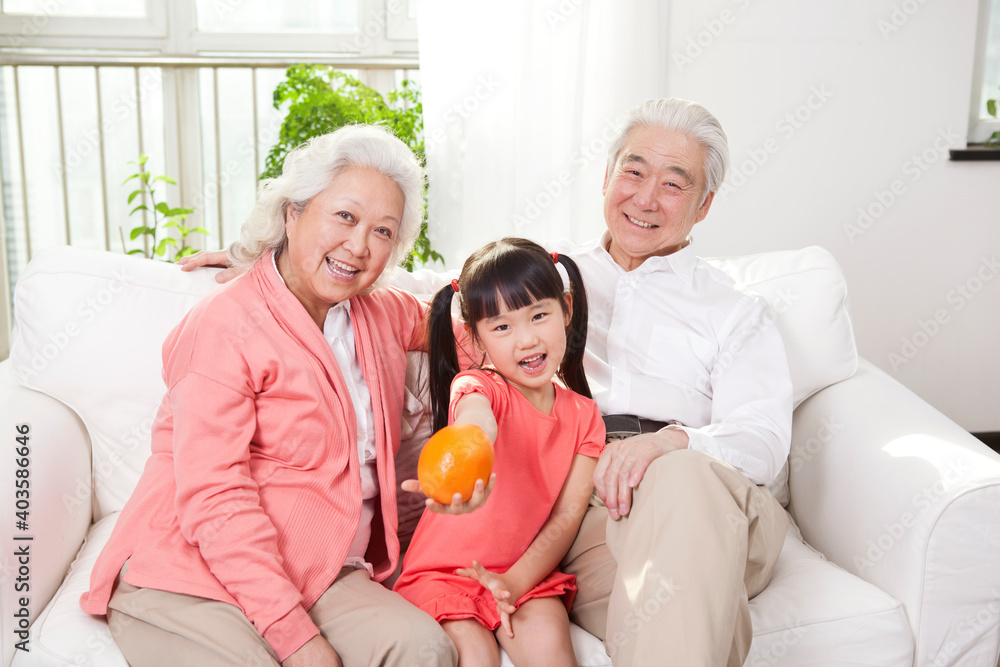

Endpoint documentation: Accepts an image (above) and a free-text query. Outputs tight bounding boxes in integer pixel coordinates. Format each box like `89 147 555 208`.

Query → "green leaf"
154 237 178 256
137 153 149 167
155 202 171 215
130 226 152 240
127 189 145 205
988 99 997 118
141 172 150 184
174 246 198 259
188 226 210 235
130 204 148 215
126 249 146 256
152 175 177 185
162 220 179 229
121 173 140 185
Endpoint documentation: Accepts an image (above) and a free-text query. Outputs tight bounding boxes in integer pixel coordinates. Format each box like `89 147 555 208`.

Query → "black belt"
603 414 681 440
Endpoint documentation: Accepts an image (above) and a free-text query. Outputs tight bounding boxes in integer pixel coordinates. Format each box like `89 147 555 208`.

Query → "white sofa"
2 245 999 667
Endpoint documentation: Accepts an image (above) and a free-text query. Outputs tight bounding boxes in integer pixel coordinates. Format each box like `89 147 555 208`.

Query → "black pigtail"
427 283 462 432
556 254 592 400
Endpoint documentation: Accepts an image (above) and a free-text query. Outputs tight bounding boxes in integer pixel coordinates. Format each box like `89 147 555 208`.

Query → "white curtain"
417 0 671 268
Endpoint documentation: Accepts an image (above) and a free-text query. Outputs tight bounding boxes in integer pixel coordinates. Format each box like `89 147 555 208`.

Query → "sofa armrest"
0 360 92 666
788 358 1000 666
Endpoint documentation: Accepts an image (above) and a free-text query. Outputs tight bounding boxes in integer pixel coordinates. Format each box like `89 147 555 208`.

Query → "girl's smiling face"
474 295 571 412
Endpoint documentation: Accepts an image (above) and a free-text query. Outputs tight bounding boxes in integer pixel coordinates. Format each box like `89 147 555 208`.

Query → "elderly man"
182 97 791 666
548 98 791 667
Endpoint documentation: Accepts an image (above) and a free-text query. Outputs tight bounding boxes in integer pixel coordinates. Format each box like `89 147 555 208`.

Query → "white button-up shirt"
549 233 792 484
272 253 377 575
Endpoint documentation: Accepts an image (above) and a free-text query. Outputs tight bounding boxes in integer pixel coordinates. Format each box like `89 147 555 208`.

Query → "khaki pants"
561 449 788 667
107 565 457 667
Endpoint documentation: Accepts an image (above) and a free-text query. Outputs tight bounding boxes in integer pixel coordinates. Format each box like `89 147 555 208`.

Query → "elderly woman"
80 125 462 667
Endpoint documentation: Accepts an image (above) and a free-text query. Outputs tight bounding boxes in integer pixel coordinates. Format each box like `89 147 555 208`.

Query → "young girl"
394 238 606 667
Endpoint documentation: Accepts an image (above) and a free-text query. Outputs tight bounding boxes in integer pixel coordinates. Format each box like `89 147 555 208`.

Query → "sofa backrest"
10 247 223 519
8 244 857 519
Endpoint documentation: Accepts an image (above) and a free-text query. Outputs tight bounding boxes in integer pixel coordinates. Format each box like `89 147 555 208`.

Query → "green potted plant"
121 153 208 261
264 65 441 269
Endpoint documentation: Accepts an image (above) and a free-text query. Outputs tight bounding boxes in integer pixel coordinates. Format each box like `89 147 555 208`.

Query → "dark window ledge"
949 145 1000 161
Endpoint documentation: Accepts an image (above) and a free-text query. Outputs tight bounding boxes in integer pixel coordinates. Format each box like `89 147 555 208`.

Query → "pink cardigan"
80 255 426 660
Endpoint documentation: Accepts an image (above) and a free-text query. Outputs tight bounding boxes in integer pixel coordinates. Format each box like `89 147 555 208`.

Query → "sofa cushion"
9 247 224 519
745 522 913 666
705 246 858 409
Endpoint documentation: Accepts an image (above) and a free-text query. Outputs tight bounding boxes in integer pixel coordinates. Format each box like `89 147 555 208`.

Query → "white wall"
666 0 1000 431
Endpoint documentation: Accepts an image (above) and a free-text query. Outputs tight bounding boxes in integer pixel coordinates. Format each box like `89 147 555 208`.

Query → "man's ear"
695 190 716 224
601 165 611 196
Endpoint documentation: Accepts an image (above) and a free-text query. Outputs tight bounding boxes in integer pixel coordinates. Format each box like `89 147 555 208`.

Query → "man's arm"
595 296 793 519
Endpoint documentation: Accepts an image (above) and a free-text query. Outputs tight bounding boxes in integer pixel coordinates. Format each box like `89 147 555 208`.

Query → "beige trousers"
107 565 458 667
561 449 789 667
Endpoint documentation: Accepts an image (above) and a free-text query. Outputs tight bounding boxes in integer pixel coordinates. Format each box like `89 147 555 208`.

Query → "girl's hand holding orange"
400 423 497 514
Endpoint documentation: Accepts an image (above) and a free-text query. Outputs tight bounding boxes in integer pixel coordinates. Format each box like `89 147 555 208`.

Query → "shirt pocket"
645 325 716 385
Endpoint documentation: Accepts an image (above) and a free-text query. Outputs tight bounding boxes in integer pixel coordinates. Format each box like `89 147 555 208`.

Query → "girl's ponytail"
555 254 592 400
427 282 462 432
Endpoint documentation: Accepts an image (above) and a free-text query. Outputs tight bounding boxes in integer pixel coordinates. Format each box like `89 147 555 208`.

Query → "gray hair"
230 124 424 280
606 98 729 203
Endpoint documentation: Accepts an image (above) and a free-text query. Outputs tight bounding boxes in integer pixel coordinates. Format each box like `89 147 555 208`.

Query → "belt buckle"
603 414 642 441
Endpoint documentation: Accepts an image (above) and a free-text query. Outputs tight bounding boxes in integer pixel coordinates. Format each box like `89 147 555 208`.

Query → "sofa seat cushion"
746 522 914 666
13 514 127 667
24 519 912 667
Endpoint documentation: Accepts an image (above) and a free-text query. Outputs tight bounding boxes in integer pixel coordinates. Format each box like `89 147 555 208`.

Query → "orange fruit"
418 424 495 504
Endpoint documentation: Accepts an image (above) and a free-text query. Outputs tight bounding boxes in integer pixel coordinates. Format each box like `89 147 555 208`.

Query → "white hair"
606 98 730 203
230 124 424 280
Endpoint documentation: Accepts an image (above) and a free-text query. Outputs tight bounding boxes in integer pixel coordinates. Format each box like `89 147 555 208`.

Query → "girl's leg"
495 597 576 667
442 618 501 667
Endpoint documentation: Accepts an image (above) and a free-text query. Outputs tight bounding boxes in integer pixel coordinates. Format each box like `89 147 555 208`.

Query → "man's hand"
177 249 242 283
400 474 496 514
456 560 518 638
593 429 689 520
281 635 342 667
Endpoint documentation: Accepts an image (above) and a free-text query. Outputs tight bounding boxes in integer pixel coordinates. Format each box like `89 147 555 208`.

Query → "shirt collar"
595 231 698 286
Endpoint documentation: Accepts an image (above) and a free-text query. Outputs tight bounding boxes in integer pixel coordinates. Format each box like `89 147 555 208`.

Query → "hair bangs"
461 240 565 327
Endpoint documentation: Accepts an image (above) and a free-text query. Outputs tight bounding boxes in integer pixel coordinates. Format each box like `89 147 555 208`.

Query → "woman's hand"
177 249 243 283
456 560 518 638
281 635 342 667
399 474 496 514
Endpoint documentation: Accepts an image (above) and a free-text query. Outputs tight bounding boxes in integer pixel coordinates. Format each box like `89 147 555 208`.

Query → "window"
969 0 1000 144
0 0 419 360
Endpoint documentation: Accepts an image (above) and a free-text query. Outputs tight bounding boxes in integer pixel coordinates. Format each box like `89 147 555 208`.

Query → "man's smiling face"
602 124 716 271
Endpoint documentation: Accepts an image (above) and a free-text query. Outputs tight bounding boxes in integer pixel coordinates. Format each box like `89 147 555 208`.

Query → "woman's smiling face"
279 167 404 327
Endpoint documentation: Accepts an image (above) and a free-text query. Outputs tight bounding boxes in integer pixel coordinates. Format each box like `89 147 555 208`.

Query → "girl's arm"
452 392 498 444
459 453 598 635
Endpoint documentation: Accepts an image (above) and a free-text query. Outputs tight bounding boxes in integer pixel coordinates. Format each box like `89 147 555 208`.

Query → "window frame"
968 0 1000 145
0 0 168 41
